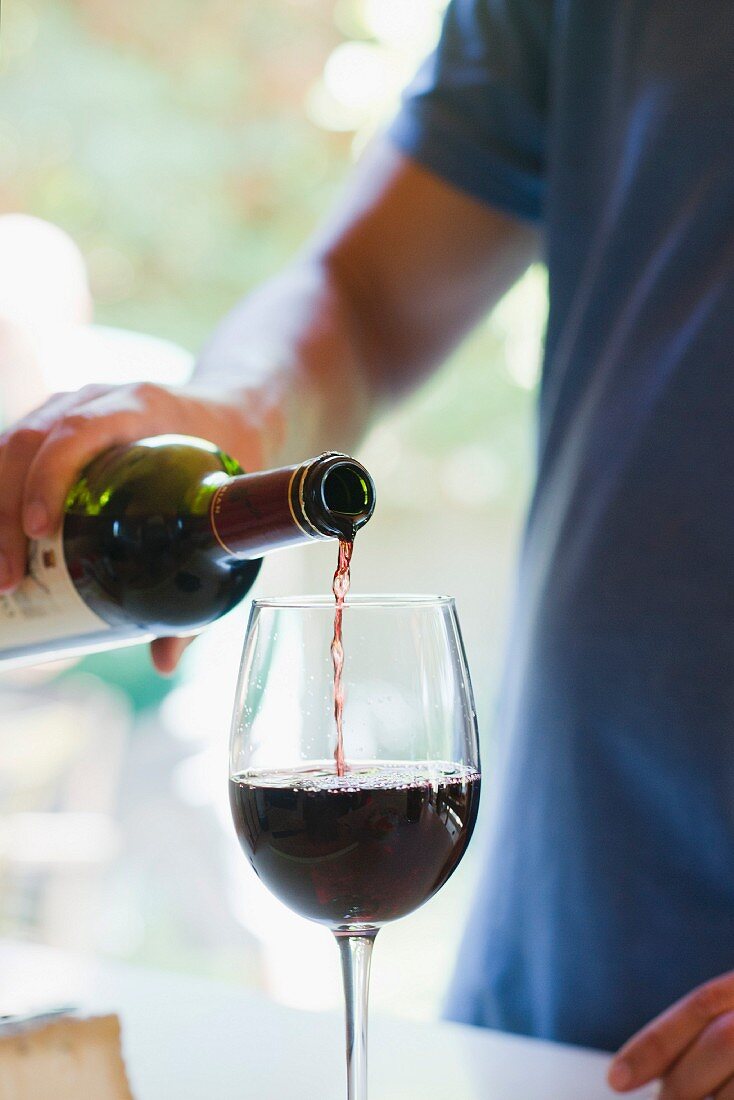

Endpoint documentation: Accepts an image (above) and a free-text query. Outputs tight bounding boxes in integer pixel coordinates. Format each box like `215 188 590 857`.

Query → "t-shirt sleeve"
387 0 552 223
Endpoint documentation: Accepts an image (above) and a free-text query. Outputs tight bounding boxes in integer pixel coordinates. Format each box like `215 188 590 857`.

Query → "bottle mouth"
322 464 372 518
302 453 376 540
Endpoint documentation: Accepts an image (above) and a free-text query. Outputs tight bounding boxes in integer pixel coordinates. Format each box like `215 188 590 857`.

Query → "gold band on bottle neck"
287 462 326 539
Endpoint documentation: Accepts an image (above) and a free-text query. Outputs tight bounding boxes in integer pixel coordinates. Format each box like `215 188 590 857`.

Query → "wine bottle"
0 435 376 668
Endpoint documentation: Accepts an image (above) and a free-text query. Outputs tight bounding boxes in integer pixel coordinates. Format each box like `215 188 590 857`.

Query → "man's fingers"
609 974 734 1090
0 392 104 584
22 413 135 537
150 636 194 675
0 385 115 558
20 382 176 536
656 1011 734 1099
0 428 46 588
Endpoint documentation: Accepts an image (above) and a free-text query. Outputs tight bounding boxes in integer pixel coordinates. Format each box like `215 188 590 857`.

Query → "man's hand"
608 972 734 1098
0 380 269 673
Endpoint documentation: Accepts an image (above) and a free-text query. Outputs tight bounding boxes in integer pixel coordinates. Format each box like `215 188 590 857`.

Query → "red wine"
331 539 353 777
229 762 481 928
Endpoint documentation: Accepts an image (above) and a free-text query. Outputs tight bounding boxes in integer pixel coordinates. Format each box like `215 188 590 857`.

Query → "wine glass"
229 595 481 1100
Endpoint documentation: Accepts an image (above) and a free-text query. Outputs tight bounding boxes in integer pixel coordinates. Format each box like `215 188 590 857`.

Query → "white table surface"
0 940 654 1099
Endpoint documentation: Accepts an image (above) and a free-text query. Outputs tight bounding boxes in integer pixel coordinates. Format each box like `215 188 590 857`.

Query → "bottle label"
0 532 112 651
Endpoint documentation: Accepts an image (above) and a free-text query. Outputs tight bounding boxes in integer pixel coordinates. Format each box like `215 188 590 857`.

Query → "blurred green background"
0 0 546 1019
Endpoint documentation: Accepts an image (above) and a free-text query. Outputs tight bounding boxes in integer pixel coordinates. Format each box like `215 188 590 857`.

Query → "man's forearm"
192 141 539 469
193 256 376 467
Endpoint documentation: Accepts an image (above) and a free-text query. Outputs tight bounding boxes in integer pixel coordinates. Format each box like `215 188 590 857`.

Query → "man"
3 2 734 1094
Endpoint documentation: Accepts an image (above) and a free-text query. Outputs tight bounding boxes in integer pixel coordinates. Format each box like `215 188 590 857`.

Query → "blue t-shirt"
390 1 734 1053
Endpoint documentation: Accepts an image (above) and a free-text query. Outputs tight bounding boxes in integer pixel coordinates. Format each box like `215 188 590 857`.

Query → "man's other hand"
608 972 734 1098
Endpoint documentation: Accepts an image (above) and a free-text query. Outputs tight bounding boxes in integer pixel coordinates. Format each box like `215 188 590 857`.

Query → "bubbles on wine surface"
232 761 480 793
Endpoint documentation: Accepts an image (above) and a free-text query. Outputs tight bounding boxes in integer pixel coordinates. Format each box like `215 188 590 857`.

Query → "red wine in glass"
229 762 481 927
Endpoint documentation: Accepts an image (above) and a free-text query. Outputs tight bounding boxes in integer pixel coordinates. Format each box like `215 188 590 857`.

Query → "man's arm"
0 140 538 667
194 140 539 465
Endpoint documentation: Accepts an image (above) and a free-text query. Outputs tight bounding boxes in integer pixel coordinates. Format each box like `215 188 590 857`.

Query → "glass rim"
251 593 456 610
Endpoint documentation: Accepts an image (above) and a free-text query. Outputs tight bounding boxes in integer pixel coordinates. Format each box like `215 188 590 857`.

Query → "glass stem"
335 930 377 1100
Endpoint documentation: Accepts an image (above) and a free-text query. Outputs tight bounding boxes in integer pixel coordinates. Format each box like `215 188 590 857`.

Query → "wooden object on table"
0 1012 134 1099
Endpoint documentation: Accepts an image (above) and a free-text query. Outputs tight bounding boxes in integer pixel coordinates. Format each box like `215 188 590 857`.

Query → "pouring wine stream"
331 538 353 777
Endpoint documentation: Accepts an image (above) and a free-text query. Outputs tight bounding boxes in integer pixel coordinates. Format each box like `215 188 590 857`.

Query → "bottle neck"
209 453 375 559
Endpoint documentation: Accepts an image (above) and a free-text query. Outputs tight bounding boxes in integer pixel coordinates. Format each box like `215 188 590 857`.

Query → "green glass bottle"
0 435 375 668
